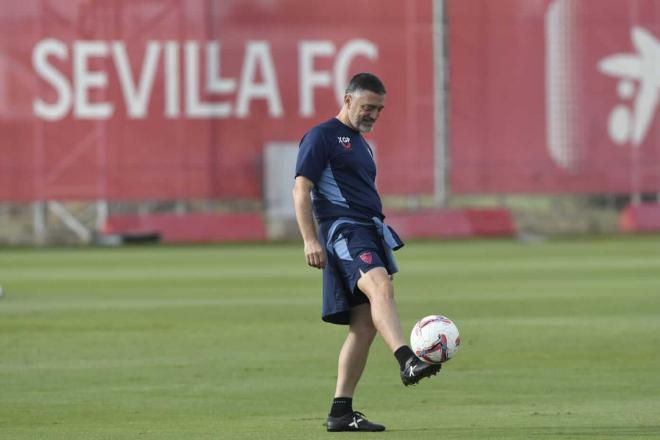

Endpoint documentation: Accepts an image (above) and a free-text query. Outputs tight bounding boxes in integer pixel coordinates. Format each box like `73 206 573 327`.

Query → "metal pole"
433 0 449 207
96 200 109 231
33 201 46 244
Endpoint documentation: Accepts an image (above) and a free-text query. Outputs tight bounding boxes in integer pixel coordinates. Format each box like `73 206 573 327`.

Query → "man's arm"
292 175 326 269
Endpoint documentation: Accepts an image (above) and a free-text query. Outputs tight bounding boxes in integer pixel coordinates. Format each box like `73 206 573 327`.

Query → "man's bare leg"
334 303 376 398
327 303 385 432
356 267 406 352
356 266 441 386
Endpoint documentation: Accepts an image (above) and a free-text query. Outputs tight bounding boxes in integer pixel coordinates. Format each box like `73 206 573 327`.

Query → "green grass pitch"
1 235 659 439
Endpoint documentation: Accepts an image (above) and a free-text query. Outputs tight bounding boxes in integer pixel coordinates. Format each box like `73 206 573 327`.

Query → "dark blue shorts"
321 222 395 324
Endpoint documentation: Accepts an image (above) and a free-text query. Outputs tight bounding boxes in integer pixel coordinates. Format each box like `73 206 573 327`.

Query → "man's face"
346 90 385 133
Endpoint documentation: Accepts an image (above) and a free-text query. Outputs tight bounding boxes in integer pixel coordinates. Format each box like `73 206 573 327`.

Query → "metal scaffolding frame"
31 0 185 244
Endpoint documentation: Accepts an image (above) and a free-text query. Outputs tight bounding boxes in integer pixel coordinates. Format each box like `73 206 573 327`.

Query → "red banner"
448 0 660 194
0 0 435 201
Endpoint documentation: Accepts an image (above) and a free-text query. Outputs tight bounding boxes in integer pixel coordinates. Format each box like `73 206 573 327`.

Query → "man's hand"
304 239 326 269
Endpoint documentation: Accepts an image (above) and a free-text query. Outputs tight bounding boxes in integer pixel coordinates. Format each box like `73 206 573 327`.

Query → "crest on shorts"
338 136 352 150
359 252 373 264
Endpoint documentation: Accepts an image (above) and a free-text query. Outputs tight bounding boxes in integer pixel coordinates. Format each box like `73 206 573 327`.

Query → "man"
292 72 441 432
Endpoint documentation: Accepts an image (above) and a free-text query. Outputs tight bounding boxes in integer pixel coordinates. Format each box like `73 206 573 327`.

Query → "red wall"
5 0 656 201
448 0 660 194
0 0 435 201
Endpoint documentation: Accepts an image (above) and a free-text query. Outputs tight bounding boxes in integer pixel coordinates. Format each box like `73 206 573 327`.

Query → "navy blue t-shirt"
295 118 384 222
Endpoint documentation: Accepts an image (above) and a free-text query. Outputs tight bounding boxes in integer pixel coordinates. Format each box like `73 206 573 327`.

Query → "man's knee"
357 267 394 302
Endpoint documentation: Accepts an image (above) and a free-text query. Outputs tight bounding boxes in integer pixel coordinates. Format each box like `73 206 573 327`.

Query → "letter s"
32 39 72 121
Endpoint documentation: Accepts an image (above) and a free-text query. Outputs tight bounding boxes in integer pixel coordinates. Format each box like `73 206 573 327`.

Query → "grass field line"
1 288 659 313
0 296 320 313
2 255 659 282
2 291 659 327
428 277 660 290
401 257 660 272
0 267 316 281
0 356 195 373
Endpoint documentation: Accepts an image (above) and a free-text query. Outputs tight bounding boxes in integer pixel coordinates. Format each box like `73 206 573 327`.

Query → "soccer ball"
410 315 461 364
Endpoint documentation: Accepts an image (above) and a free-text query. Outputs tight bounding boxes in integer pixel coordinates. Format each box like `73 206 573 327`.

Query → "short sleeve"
295 127 328 185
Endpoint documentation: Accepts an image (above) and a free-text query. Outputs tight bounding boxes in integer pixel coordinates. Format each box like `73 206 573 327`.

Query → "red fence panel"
0 0 435 202
448 0 660 194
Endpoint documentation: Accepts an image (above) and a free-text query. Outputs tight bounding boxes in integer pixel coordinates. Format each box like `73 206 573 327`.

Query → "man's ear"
344 94 352 109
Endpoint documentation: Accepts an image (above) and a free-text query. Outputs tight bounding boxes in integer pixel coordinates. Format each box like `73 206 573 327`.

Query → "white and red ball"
410 315 461 364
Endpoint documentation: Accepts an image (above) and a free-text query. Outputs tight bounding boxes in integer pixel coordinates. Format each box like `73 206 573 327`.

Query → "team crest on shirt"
359 252 373 264
338 136 352 150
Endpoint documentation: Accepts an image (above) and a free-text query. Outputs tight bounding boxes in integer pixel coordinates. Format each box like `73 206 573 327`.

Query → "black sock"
329 397 353 417
394 345 415 370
